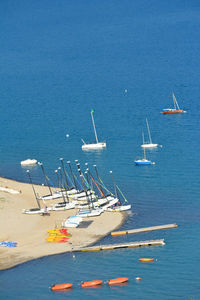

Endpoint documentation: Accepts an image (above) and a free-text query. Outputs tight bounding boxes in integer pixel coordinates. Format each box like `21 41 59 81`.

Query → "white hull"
76 195 115 209
21 159 37 166
141 143 158 148
62 216 83 227
51 202 76 211
76 208 103 218
101 198 119 210
39 189 92 201
70 190 96 201
106 204 132 212
22 207 51 214
39 192 63 201
82 142 106 150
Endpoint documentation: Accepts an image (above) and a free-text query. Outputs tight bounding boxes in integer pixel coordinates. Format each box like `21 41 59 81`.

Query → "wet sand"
0 177 126 270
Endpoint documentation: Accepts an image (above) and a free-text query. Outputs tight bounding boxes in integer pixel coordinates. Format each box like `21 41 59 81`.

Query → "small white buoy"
66 134 70 138
136 277 142 281
124 89 128 93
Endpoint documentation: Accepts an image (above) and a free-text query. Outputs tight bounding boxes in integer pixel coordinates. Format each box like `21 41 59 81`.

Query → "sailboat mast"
173 93 180 110
146 118 152 144
142 132 146 159
55 169 66 203
172 93 177 109
91 109 99 144
38 162 52 196
67 161 78 190
26 170 41 209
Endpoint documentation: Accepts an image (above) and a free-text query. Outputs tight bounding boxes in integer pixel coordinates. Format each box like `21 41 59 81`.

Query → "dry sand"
0 177 126 270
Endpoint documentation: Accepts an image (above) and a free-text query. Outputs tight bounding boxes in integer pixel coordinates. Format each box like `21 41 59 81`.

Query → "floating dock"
74 239 165 252
111 223 178 236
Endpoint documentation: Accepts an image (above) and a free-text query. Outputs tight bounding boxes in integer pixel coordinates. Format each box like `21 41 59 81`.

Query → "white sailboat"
135 133 155 165
141 118 158 148
82 110 106 150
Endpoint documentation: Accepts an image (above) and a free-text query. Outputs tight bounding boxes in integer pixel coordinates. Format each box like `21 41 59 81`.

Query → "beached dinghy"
62 216 83 228
106 204 132 212
76 208 103 218
51 201 76 211
22 207 51 214
162 93 186 114
82 110 106 150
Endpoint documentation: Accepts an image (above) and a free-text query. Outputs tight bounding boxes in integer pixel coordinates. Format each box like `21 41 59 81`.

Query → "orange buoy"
51 282 72 291
81 280 102 288
139 258 154 262
108 277 129 285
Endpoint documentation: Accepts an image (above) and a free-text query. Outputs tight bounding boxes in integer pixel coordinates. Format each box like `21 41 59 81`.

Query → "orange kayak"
51 282 72 291
81 280 102 288
139 258 154 262
162 109 183 114
108 277 129 285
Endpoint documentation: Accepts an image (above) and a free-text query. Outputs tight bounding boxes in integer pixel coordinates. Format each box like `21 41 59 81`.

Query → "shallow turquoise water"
0 0 200 299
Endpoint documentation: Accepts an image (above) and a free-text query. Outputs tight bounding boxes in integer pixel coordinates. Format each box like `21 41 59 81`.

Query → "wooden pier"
74 239 165 252
111 223 178 236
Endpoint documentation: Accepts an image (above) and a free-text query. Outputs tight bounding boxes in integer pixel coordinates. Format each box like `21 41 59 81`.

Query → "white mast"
172 93 180 110
146 118 152 144
91 109 99 144
142 132 146 159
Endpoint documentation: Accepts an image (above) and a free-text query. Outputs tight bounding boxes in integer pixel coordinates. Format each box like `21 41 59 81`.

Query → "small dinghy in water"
20 159 37 166
81 280 103 288
51 283 73 291
108 277 129 285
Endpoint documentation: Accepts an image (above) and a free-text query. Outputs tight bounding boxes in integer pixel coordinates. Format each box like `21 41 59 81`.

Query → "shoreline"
0 176 126 271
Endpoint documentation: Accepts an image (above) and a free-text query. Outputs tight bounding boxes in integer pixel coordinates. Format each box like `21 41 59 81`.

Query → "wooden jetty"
111 223 178 236
74 239 165 252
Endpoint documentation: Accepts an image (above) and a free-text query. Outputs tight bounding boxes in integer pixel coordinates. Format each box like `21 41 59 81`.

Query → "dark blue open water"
0 0 200 299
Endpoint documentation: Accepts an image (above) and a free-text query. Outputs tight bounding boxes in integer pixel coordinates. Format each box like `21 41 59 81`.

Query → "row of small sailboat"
23 159 131 219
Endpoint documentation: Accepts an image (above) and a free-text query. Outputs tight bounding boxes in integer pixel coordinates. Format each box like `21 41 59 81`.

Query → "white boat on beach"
106 204 132 212
82 109 106 150
76 195 117 209
20 159 37 166
22 207 51 214
51 201 77 211
62 216 83 227
76 208 103 218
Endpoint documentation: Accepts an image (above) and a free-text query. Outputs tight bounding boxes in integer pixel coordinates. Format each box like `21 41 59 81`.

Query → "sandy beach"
0 177 125 271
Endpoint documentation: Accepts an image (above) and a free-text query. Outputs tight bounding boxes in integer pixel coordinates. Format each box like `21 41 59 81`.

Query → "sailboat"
135 133 155 166
162 93 186 114
82 109 106 150
141 118 158 148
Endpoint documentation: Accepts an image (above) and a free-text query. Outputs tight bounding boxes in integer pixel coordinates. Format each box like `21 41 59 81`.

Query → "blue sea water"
0 0 200 299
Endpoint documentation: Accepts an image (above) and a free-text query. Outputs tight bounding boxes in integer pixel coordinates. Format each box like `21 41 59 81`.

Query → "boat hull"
82 142 106 150
106 204 131 212
162 109 183 114
141 143 158 148
20 159 37 166
81 280 102 288
134 159 152 165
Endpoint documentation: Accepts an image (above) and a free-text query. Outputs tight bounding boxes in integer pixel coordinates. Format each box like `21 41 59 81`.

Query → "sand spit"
0 177 126 270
